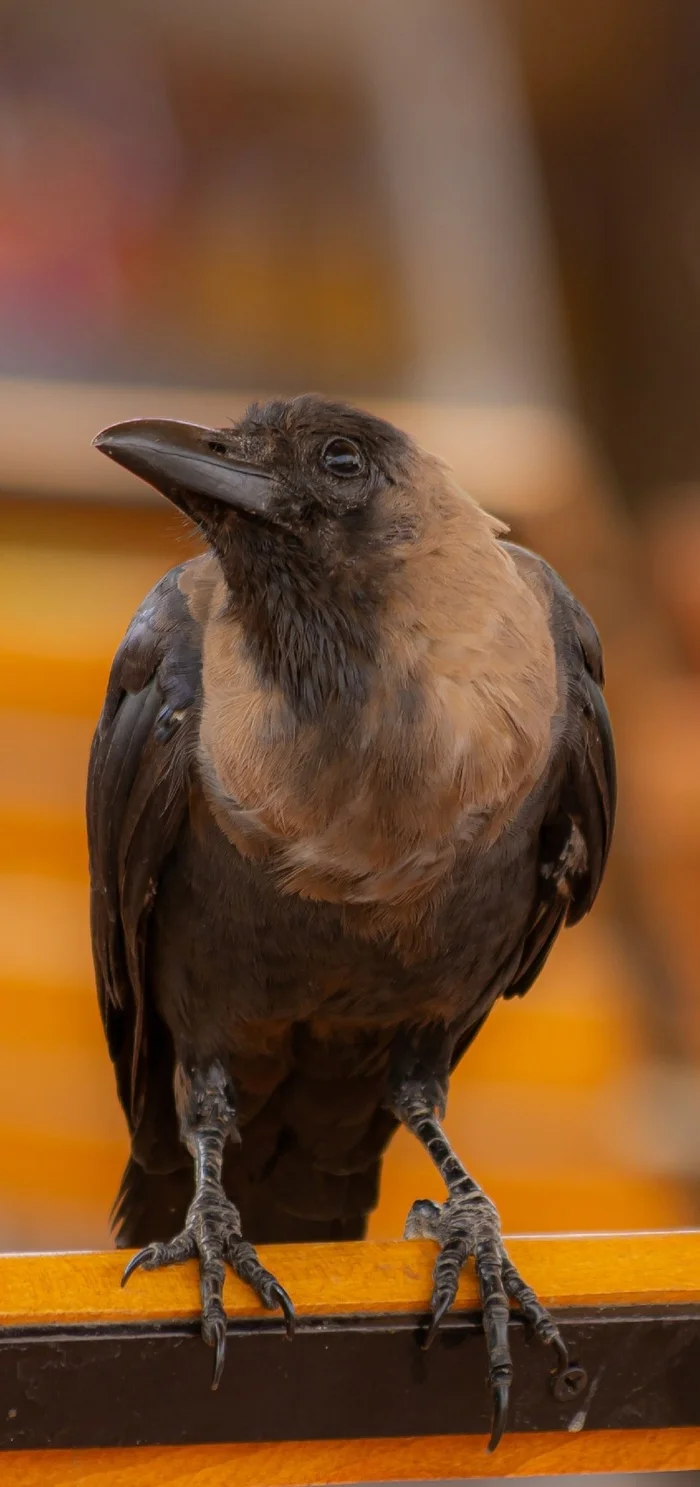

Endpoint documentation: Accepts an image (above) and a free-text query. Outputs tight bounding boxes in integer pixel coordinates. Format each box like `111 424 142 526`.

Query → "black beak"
93 419 277 522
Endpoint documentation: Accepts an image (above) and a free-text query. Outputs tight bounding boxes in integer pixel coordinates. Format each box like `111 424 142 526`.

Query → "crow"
89 395 615 1448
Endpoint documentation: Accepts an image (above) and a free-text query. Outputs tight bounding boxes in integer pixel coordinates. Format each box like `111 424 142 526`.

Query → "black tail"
112 1158 193 1248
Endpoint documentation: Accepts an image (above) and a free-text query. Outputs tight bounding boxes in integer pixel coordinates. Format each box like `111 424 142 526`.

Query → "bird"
89 395 615 1450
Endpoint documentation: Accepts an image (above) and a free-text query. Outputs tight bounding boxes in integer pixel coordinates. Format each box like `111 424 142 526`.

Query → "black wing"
451 549 616 1065
503 548 616 1001
87 562 202 1170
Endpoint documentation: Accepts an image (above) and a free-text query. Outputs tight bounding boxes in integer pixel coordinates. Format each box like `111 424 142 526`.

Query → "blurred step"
625 678 700 856
0 1125 125 1250
0 544 173 717
0 874 92 989
0 980 105 1057
0 812 87 880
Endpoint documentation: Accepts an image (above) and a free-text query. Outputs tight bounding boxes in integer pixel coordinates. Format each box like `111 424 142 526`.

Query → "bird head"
94 395 417 566
94 396 439 719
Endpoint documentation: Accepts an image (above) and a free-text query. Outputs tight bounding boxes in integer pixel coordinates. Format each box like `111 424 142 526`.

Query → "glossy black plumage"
89 546 613 1238
88 397 615 1443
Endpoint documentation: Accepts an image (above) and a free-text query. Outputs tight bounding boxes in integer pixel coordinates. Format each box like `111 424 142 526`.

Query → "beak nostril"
208 441 227 456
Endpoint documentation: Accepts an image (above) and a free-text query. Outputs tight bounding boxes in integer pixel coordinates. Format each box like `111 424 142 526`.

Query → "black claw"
210 1319 227 1391
550 1330 570 1372
121 1247 152 1287
423 1291 452 1349
270 1284 296 1339
203 1304 228 1391
488 1375 510 1453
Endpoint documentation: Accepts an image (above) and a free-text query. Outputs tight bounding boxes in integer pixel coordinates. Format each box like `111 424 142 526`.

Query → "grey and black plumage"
88 396 615 1449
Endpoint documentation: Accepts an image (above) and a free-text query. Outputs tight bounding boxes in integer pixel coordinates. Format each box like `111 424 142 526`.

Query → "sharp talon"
423 1292 451 1349
211 1319 227 1391
552 1363 588 1402
121 1247 151 1287
270 1284 296 1339
488 1376 510 1453
551 1330 570 1372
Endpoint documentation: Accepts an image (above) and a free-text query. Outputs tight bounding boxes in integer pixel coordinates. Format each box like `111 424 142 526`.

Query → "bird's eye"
321 437 364 477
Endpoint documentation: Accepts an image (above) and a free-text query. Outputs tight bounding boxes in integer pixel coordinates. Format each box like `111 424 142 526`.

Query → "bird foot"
405 1194 586 1451
122 1190 295 1388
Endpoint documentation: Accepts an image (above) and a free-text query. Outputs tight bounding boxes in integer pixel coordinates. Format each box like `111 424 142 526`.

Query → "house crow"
89 396 615 1448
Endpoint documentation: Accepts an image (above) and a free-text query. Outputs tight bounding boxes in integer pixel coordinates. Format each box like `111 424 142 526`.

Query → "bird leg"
122 1059 294 1386
391 1071 585 1451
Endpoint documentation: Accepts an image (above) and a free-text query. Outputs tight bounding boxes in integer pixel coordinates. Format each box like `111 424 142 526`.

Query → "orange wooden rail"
1 1232 699 1327
1 1233 699 1484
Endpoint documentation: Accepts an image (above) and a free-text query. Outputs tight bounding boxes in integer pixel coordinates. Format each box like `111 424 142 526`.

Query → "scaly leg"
122 1059 294 1386
392 1071 586 1450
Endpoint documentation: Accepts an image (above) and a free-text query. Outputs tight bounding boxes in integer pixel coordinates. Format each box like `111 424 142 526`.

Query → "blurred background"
1 0 700 1255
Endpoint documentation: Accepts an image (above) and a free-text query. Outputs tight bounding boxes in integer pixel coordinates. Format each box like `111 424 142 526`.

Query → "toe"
226 1237 296 1334
404 1198 441 1241
475 1236 514 1446
501 1252 581 1385
121 1230 195 1286
423 1233 469 1345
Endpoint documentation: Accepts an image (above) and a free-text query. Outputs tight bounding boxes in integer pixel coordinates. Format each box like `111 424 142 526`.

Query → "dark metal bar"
1 1304 698 1452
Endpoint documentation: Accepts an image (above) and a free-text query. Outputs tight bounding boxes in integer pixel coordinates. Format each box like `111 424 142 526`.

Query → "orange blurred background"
0 0 699 1253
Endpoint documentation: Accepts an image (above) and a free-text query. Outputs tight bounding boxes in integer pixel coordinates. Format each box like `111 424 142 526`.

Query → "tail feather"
112 1158 192 1248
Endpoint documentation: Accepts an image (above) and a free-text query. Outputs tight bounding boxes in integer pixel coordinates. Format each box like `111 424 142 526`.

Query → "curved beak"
93 419 276 521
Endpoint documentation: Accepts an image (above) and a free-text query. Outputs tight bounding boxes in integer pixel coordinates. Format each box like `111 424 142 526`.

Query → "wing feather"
502 548 616 1002
449 547 617 1079
87 562 202 1155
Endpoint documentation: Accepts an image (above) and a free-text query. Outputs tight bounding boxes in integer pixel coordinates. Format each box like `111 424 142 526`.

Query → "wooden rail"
1 1233 699 1484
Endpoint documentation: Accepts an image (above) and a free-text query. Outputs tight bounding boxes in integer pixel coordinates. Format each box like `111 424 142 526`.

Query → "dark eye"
321 437 364 477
